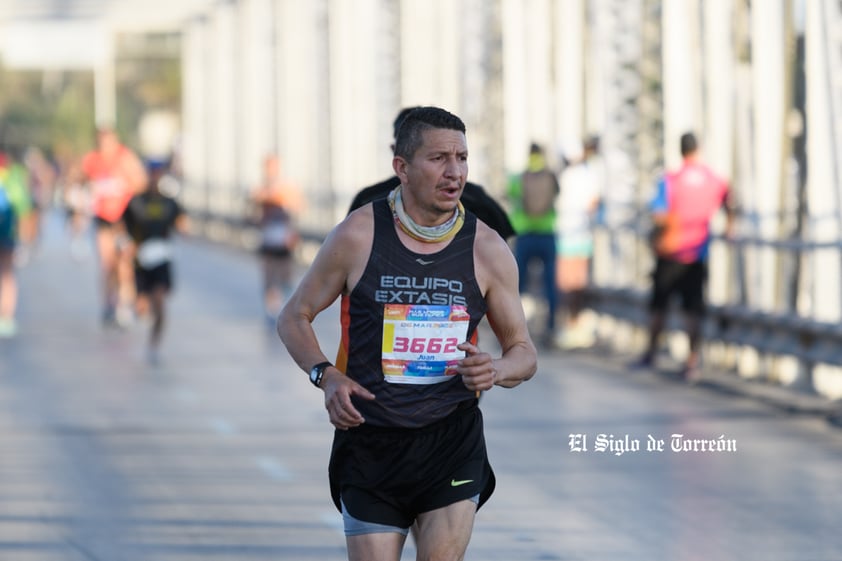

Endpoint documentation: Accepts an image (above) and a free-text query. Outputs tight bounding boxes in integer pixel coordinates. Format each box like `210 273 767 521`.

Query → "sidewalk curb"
553 345 842 430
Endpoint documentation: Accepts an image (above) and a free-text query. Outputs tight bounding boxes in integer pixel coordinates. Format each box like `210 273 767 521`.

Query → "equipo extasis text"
568 433 738 456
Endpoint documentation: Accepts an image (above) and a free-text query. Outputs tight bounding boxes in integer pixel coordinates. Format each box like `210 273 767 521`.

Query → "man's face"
394 128 468 219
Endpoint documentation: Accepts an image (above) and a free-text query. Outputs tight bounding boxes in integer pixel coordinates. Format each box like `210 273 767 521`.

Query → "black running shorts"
649 257 707 315
328 398 495 529
135 262 172 294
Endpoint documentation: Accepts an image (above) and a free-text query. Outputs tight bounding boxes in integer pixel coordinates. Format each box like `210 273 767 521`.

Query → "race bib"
262 222 293 247
381 304 470 384
91 177 131 222
91 177 123 200
136 239 172 268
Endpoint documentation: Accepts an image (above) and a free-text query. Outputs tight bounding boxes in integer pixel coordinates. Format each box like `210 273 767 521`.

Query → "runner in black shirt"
279 106 536 561
121 160 189 364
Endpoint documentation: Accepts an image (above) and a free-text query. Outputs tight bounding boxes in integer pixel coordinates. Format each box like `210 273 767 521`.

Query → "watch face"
309 362 330 387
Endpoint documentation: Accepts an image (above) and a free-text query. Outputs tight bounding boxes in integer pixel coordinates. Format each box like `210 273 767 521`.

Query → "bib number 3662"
392 336 460 354
381 304 470 384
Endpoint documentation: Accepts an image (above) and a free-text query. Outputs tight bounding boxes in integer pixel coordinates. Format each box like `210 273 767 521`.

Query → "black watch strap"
309 361 332 387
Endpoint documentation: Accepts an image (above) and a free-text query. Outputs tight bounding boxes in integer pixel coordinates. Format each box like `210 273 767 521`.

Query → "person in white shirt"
555 136 602 349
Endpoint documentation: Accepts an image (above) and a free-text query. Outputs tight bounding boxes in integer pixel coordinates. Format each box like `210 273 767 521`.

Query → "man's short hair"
680 132 698 157
392 106 421 140
393 106 466 160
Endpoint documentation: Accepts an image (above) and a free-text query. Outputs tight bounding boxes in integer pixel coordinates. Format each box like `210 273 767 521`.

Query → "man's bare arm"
460 224 537 391
277 219 358 371
276 211 376 428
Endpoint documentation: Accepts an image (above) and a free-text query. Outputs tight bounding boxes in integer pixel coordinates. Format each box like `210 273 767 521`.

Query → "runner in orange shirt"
251 154 303 325
81 126 148 327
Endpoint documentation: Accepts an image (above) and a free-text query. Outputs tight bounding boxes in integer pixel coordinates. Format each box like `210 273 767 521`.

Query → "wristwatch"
309 361 332 388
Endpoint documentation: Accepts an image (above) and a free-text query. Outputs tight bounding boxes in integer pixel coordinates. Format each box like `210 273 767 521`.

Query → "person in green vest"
507 142 560 345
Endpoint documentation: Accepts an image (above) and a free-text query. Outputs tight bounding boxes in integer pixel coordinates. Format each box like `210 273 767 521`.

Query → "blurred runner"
251 154 303 325
0 150 32 337
634 132 735 380
121 159 189 364
555 136 603 349
507 142 560 345
61 160 93 261
81 126 147 327
17 146 57 264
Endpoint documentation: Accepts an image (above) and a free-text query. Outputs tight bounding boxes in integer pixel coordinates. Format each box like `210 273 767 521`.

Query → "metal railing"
586 216 842 402
183 192 842 405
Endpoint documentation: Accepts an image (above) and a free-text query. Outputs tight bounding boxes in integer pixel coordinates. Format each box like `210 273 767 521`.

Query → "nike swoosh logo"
415 258 435 265
451 479 474 487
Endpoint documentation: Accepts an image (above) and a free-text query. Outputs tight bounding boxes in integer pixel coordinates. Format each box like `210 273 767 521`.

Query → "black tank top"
337 198 487 428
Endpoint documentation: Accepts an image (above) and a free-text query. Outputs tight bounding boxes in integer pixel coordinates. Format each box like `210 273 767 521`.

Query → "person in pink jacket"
635 132 735 380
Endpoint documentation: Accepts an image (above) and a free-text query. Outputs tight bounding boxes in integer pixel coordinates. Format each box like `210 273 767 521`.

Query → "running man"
81 126 148 326
121 160 189 363
278 106 537 561
251 154 303 325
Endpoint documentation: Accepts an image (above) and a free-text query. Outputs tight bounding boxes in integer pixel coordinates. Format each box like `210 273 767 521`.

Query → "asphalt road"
2 212 841 560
